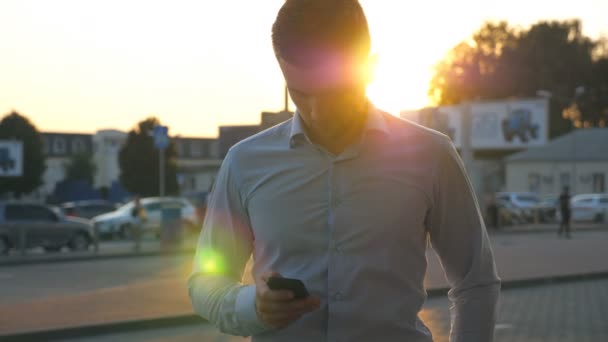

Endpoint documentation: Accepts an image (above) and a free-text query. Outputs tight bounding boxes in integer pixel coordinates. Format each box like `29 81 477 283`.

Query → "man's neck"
303 104 368 156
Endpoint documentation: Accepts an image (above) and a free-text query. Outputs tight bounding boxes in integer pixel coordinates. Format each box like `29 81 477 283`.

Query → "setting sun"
0 0 605 136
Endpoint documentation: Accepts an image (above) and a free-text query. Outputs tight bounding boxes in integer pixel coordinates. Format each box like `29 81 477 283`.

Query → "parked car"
570 193 608 223
495 199 526 226
495 192 540 222
0 202 94 255
536 195 559 223
91 197 198 240
60 200 119 220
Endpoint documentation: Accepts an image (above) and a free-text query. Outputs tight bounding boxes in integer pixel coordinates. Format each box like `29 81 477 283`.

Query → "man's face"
277 51 370 123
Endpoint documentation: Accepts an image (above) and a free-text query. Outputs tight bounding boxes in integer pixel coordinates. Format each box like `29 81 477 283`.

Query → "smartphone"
266 277 310 299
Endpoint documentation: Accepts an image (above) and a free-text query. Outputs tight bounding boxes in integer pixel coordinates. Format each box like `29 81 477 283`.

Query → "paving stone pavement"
63 278 608 341
422 278 608 342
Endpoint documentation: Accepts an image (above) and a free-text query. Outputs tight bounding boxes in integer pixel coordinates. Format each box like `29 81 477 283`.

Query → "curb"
0 315 204 342
489 225 606 235
2 271 608 341
2 227 606 267
0 248 196 267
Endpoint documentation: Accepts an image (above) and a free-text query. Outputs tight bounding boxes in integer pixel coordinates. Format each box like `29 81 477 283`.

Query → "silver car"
0 202 94 255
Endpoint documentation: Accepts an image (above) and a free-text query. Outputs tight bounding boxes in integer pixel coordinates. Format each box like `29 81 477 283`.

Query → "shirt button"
333 292 343 301
333 245 342 254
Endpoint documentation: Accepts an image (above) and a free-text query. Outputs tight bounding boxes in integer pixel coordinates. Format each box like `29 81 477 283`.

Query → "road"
1 230 608 336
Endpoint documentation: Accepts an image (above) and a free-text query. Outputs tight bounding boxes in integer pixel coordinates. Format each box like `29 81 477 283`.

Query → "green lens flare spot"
198 249 225 275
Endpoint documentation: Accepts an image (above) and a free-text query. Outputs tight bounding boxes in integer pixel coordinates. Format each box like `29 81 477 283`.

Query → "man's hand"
255 271 321 329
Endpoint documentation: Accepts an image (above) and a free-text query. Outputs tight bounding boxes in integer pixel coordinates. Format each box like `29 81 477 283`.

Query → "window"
560 173 570 187
167 200 186 208
573 198 594 204
5 205 26 220
144 203 162 212
72 138 86 154
592 173 605 193
516 195 539 203
190 141 202 157
53 137 66 154
41 137 50 155
528 173 540 193
21 205 57 221
175 141 186 157
80 204 115 218
599 197 608 204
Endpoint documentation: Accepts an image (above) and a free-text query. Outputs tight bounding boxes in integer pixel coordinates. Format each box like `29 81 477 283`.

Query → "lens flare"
197 249 226 275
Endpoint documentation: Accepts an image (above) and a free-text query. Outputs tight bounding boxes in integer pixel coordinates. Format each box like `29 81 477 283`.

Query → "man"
188 1 500 341
558 186 572 238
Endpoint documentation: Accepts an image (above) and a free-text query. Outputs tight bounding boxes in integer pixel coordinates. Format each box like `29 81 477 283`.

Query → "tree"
119 117 179 197
0 111 46 198
429 20 608 138
64 153 96 185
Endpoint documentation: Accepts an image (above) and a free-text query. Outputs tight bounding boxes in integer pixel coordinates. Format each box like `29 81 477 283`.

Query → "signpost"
153 126 169 197
0 141 23 177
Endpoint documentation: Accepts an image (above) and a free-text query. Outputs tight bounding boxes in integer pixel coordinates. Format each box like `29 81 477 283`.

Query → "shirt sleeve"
426 137 501 342
187 150 271 336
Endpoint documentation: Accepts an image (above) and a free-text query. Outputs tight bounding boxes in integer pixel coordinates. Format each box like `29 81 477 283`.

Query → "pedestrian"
188 1 500 341
131 195 145 252
558 186 572 239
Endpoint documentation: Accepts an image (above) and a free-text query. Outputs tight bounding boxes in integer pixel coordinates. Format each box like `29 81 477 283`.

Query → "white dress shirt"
188 105 500 341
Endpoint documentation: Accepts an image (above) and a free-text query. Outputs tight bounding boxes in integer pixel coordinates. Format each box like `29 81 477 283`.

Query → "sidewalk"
1 230 608 340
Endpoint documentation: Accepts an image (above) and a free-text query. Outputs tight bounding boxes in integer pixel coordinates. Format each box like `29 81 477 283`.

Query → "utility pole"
284 85 289 112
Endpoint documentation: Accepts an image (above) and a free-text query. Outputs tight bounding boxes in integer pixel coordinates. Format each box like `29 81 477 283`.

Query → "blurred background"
0 1 607 341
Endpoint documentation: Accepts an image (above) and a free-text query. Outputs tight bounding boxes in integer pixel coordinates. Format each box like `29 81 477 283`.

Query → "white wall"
506 161 608 196
93 130 127 188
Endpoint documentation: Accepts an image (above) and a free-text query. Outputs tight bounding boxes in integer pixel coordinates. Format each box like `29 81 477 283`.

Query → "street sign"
0 140 23 177
153 125 169 149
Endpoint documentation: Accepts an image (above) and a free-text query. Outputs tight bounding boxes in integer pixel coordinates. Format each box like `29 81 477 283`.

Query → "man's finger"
260 289 293 301
260 271 282 283
257 297 319 315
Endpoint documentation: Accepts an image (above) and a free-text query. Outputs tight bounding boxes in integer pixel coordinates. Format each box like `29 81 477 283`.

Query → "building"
92 129 127 189
402 98 550 203
174 137 221 195
27 110 294 201
505 128 608 197
38 132 94 199
218 110 294 158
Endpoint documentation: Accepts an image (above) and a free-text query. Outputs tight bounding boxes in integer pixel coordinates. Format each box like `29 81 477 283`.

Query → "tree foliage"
64 153 96 185
430 20 608 137
119 117 178 197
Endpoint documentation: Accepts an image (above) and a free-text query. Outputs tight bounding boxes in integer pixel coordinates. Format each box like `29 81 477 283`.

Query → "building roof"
506 128 608 162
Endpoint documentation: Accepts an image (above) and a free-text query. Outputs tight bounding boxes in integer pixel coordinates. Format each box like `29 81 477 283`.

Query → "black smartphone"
266 277 310 299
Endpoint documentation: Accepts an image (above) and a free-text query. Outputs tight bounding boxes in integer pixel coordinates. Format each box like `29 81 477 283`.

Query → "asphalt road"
1 230 608 336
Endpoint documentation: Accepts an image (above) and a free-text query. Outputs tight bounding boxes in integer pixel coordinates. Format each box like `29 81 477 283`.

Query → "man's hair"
272 0 371 67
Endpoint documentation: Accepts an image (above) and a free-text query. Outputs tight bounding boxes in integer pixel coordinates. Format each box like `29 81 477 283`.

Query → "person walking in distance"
558 186 572 238
188 1 500 341
131 195 145 252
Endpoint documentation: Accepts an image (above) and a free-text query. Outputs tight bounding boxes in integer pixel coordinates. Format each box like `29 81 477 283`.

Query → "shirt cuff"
235 284 271 335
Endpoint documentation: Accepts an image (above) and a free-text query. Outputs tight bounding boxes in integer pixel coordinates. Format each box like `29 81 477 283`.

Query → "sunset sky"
1 0 606 138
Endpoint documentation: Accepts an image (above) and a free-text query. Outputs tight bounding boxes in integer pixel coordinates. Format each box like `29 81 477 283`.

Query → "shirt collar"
288 103 389 148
